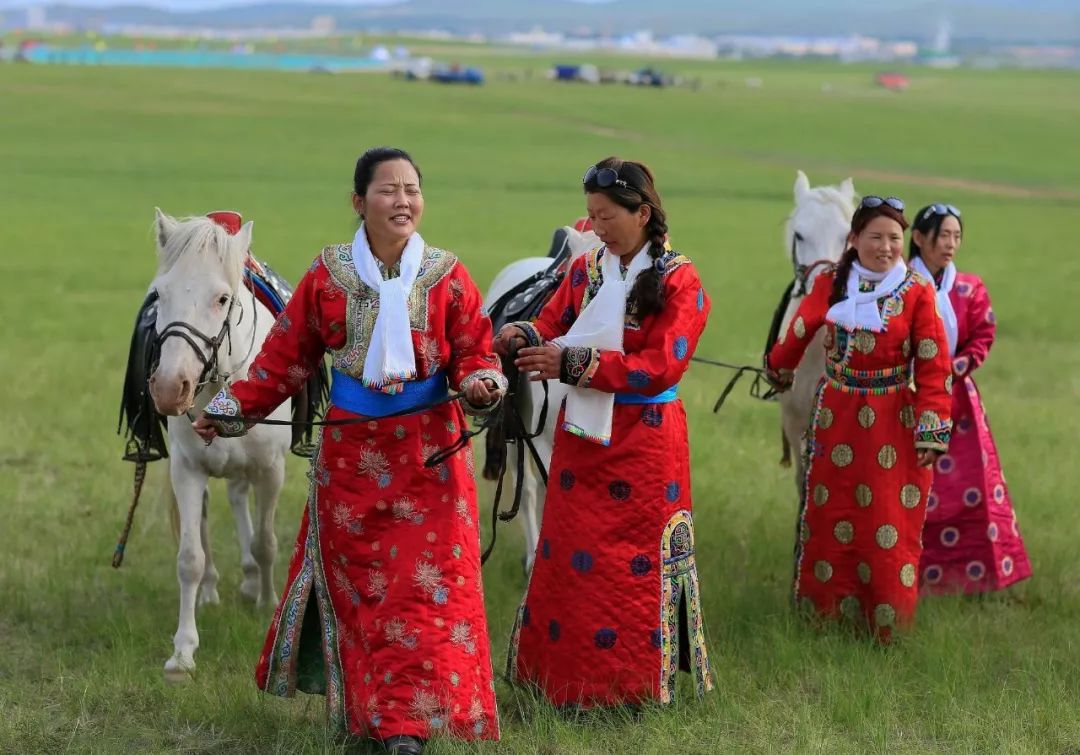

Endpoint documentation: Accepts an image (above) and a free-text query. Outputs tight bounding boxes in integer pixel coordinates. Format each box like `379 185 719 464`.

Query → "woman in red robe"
195 148 504 755
766 196 953 641
908 204 1032 594
496 157 714 708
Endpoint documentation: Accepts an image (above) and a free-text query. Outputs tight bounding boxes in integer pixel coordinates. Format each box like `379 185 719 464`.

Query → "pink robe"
919 272 1032 594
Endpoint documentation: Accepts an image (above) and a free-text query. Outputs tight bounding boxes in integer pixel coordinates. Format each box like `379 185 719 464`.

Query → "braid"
829 248 858 306
628 205 668 318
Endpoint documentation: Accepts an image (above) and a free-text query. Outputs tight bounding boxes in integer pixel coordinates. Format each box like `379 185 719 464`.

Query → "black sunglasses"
923 203 961 220
583 165 629 190
859 195 905 212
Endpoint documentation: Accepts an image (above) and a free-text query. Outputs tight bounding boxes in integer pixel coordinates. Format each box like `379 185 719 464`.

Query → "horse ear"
235 220 254 255
794 170 811 202
839 177 855 198
154 207 177 252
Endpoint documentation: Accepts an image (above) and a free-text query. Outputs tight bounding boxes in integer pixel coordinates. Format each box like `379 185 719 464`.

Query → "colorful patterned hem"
659 510 714 703
561 420 612 446
560 346 600 388
205 384 248 437
460 368 509 416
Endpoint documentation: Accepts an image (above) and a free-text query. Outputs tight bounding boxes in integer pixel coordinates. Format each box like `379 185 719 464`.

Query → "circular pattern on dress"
966 561 986 581
857 562 872 584
559 470 576 490
924 565 943 584
944 374 953 393
901 338 912 358
793 316 807 339
831 444 854 467
957 416 973 434
858 405 877 429
627 370 651 389
856 484 873 508
900 484 922 509
665 481 681 503
630 554 652 576
877 445 898 469
594 628 618 649
541 539 551 559
549 619 561 641
963 487 982 507
572 268 587 287
853 331 876 355
608 480 632 501
936 455 955 474
696 288 705 312
900 405 916 429
800 521 811 543
1002 555 1014 576
641 406 663 428
673 336 689 360
814 560 833 582
651 628 663 649
900 563 917 588
987 522 999 542
834 520 854 544
840 595 862 622
940 527 960 547
926 492 939 511
818 407 834 429
884 297 904 318
521 605 531 627
571 551 594 572
874 604 896 628
993 484 1006 504
917 338 939 359
876 524 899 549
812 484 829 506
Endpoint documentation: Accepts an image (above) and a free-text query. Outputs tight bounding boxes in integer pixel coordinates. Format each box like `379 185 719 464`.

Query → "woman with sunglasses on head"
909 204 1031 595
192 147 505 755
765 195 953 642
493 157 714 708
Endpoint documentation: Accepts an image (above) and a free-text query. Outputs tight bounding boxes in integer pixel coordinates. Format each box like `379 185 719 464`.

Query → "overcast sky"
0 1 403 9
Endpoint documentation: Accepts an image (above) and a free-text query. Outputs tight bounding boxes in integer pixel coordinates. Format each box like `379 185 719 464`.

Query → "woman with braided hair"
765 195 953 642
493 157 714 708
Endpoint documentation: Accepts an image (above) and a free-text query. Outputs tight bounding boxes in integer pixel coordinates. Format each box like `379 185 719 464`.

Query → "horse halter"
790 233 836 297
154 291 251 389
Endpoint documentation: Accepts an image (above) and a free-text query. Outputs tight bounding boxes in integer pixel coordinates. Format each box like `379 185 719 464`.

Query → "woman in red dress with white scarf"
496 157 714 708
766 196 953 642
908 204 1032 594
194 148 504 755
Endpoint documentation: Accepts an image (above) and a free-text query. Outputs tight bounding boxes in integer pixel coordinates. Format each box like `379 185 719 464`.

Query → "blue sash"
613 384 679 405
330 369 448 418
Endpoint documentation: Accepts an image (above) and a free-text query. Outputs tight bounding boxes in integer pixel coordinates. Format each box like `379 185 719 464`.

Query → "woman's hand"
916 448 941 468
465 377 501 407
493 325 527 357
515 344 563 382
191 414 220 444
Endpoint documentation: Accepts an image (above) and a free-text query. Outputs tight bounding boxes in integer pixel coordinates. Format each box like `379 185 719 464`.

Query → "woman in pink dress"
910 204 1032 594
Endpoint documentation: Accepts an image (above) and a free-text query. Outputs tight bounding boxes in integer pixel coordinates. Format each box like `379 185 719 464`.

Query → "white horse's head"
564 225 600 259
148 209 252 416
785 170 856 288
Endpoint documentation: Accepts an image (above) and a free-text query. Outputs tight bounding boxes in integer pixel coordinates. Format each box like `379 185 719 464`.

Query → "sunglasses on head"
923 203 961 220
859 195 905 212
583 165 629 190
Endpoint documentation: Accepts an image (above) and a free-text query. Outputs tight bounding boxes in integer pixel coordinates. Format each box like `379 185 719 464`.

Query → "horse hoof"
239 580 260 604
779 459 792 468
163 659 195 684
256 592 279 611
198 587 220 607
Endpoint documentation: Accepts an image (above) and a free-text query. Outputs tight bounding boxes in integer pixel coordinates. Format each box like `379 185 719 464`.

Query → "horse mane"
156 216 246 285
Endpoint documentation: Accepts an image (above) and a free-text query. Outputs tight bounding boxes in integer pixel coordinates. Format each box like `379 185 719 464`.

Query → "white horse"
147 210 290 682
777 171 856 499
482 226 598 572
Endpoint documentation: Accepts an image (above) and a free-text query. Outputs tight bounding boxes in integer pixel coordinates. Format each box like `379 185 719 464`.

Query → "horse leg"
251 463 283 610
226 478 260 603
197 489 220 607
780 429 792 468
165 462 209 683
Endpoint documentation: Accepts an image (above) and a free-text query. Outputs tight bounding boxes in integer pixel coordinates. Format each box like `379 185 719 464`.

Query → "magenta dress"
919 272 1032 594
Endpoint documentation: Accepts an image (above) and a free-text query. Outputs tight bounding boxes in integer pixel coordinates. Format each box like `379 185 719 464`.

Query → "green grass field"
2 53 1080 754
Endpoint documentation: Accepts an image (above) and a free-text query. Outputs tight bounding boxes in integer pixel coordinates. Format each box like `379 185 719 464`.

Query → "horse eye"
794 232 805 242
218 294 230 306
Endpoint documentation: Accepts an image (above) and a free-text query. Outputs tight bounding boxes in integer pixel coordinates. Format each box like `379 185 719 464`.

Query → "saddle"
486 227 574 336
117 212 329 463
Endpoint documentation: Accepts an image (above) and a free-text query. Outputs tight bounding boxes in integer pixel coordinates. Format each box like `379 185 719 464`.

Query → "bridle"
154 285 258 391
790 232 837 298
